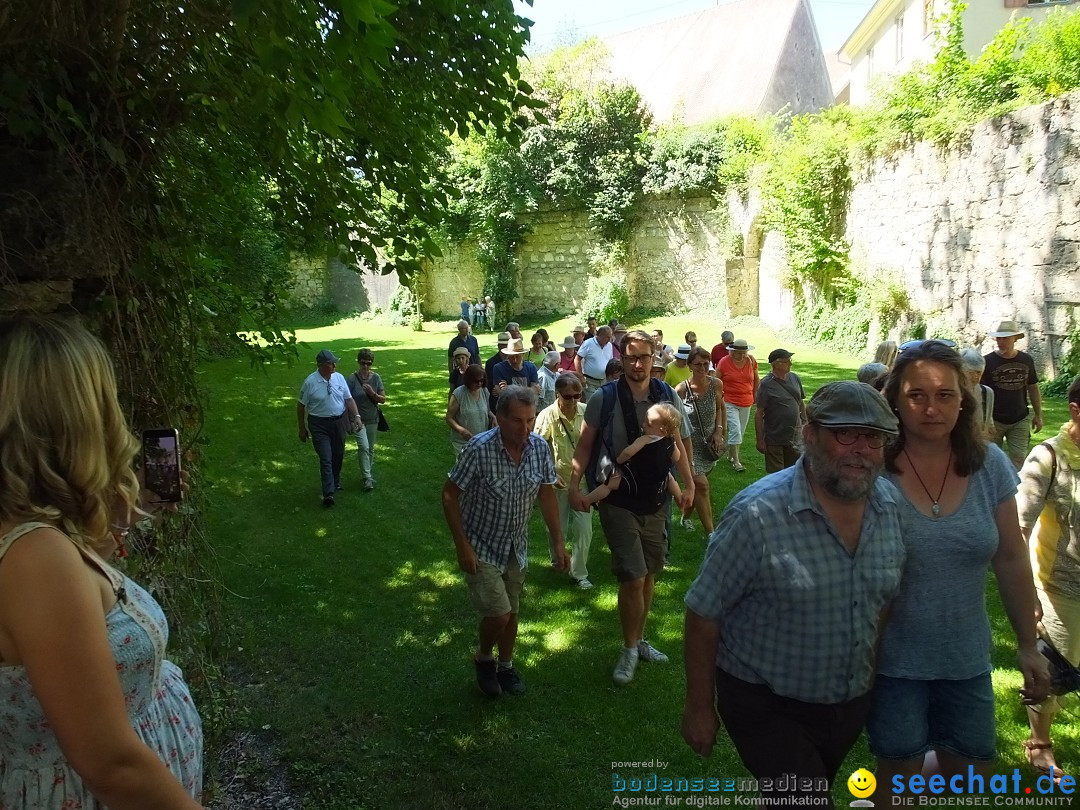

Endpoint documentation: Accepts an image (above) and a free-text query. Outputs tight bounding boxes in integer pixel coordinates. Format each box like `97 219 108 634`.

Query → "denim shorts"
866 673 996 762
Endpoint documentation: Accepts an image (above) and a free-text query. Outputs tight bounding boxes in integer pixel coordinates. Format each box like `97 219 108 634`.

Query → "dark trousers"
715 667 871 809
308 414 346 497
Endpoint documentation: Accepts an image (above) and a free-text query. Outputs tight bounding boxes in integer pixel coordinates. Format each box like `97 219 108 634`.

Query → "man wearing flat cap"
981 319 1043 469
682 381 906 805
754 348 807 473
297 349 363 507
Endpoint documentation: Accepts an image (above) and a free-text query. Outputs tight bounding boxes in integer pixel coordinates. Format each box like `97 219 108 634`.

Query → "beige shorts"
464 554 525 617
597 502 667 582
993 417 1031 465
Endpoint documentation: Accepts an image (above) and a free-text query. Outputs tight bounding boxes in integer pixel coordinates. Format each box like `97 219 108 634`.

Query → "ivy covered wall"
420 194 751 319
846 90 1080 373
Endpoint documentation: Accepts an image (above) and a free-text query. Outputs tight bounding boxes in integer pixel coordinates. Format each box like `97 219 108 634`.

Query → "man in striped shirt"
442 385 569 698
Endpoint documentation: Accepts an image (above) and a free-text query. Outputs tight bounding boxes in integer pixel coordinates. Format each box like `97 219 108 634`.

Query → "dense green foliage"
0 0 539 732
643 117 773 196
860 4 1080 152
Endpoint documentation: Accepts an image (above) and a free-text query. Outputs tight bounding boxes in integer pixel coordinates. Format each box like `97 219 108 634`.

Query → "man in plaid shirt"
682 381 906 804
443 385 569 698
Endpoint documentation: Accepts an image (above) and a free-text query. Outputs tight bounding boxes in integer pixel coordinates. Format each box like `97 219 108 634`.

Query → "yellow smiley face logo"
847 768 876 799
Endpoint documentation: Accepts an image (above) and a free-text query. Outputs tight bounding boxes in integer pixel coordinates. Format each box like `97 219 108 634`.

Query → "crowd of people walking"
428 313 1068 805
9 305 1063 809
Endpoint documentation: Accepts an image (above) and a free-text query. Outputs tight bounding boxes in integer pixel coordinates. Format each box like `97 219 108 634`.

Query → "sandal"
732 462 746 473
1023 740 1065 785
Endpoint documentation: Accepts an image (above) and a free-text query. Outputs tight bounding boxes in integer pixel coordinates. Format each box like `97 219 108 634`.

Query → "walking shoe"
576 578 593 590
335 482 343 491
474 658 501 697
363 479 375 492
612 647 639 686
637 639 669 663
497 666 526 696
322 495 335 508
680 518 694 530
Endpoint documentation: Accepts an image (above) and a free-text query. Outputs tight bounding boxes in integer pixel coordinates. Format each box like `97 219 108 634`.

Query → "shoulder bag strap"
685 381 709 439
1039 441 1058 500
557 414 577 451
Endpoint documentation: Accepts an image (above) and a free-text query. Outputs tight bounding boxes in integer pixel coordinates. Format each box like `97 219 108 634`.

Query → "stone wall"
290 255 401 313
290 255 328 308
422 194 748 320
845 91 1080 373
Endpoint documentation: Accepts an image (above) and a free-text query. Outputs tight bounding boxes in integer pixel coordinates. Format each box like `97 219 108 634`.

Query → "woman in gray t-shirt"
346 348 386 491
867 341 1050 789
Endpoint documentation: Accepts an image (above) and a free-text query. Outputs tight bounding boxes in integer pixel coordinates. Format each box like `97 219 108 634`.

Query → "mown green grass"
201 314 1073 809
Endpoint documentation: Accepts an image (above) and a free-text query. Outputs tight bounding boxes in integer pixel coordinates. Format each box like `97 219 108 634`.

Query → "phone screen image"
142 428 182 503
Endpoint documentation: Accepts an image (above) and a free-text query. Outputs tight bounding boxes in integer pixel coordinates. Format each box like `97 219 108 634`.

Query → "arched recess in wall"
748 218 794 329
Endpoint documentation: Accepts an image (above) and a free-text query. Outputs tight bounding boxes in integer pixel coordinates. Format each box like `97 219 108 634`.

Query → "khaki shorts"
764 444 800 474
597 502 667 582
993 417 1031 465
464 554 525 617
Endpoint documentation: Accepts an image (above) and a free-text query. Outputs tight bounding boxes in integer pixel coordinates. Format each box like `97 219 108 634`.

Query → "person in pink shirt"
715 338 759 472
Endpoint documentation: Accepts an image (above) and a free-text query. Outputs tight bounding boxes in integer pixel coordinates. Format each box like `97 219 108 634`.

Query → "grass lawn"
200 313 1074 809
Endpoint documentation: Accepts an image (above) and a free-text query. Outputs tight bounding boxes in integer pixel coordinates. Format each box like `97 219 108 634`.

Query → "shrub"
577 274 629 324
1042 310 1080 397
388 285 417 327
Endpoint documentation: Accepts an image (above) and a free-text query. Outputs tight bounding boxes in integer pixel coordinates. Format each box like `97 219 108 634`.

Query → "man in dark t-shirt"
448 319 480 369
485 332 510 414
980 319 1043 469
755 349 807 473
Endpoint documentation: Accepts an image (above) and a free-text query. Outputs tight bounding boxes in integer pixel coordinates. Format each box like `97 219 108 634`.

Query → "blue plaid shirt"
685 457 906 703
448 428 556 572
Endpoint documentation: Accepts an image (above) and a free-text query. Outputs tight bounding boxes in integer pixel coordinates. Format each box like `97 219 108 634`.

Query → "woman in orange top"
716 338 759 472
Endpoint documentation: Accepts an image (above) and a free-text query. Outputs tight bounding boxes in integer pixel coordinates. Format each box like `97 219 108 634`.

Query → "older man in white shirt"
575 325 614 400
297 348 362 507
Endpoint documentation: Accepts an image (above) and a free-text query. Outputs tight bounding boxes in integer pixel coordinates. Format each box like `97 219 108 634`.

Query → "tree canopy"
0 0 538 341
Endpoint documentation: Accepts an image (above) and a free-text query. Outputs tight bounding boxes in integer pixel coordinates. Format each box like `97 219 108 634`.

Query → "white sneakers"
613 647 639 685
613 640 669 685
637 639 669 663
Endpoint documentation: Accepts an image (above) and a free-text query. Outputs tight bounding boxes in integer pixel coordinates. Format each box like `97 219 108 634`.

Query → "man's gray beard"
804 444 882 502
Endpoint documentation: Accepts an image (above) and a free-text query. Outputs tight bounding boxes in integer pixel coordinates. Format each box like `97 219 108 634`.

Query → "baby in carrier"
582 401 683 510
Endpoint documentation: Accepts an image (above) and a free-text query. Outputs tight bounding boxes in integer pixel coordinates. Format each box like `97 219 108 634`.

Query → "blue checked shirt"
448 428 556 572
685 457 906 703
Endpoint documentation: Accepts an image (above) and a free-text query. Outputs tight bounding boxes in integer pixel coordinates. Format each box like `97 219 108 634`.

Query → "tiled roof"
603 0 830 123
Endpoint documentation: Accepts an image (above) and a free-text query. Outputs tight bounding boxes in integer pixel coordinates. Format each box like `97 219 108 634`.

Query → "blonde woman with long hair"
0 316 202 810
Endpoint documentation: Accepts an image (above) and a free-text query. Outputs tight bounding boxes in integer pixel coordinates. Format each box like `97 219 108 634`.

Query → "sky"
513 0 879 54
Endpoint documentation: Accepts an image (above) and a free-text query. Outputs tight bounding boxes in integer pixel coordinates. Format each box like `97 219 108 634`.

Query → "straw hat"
503 337 527 355
988 319 1025 339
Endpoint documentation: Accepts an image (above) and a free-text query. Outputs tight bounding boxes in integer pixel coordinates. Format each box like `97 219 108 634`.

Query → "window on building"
896 14 905 62
924 0 935 37
867 46 875 79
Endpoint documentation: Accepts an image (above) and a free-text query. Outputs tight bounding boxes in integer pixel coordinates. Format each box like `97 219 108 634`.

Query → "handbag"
687 381 721 461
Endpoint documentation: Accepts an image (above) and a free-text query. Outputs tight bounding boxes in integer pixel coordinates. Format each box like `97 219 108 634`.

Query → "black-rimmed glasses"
824 427 888 449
